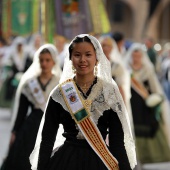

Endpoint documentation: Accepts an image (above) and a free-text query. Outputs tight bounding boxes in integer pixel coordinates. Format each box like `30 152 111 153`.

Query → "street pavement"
0 108 11 166
0 108 170 170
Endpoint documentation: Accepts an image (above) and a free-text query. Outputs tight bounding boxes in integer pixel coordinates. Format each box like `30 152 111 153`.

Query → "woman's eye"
86 53 91 57
74 54 80 57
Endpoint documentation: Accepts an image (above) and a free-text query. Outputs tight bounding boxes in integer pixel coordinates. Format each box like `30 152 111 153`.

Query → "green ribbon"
74 109 88 122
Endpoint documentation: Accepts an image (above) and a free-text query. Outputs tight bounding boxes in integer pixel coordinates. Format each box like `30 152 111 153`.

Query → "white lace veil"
98 35 134 131
59 34 113 84
11 44 62 129
30 34 137 170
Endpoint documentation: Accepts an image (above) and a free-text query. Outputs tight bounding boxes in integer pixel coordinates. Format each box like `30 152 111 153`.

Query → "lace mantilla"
51 78 110 125
51 78 137 169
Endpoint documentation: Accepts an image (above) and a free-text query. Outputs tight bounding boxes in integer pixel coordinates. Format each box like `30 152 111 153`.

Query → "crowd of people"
0 32 170 170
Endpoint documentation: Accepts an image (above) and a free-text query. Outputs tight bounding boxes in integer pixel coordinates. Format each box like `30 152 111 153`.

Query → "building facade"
106 0 170 44
1 0 170 44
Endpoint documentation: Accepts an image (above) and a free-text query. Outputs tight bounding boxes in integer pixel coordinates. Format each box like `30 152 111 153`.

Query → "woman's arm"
37 97 61 170
12 93 30 132
109 110 131 170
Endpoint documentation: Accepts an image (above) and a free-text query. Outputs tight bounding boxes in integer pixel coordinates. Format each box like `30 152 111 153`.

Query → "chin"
77 71 93 76
42 70 50 74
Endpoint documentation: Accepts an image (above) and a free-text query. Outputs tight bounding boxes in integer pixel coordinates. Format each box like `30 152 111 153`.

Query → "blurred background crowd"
0 0 170 170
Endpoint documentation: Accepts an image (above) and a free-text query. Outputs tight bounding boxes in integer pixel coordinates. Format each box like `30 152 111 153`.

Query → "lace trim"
106 83 137 169
52 78 111 121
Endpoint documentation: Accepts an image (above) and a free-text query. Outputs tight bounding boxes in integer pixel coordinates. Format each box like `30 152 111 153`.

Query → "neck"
39 72 53 85
58 48 63 53
40 72 53 79
75 74 95 86
131 63 142 71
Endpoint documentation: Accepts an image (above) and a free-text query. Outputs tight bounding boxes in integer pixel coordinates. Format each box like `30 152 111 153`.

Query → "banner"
2 0 11 37
11 0 33 35
88 0 111 34
45 0 55 43
32 0 39 33
55 0 91 40
54 0 111 39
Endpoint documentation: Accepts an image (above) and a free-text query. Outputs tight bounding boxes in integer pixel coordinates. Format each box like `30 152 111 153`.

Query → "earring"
94 65 98 76
72 66 76 74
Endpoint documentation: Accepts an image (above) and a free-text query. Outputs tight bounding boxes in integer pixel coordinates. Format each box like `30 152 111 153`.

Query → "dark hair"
69 36 94 59
112 32 124 42
40 48 50 55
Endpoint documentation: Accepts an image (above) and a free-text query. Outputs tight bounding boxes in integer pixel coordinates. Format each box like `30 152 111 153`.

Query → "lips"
79 65 87 68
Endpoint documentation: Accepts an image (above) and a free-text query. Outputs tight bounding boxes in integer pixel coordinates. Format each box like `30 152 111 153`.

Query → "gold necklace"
74 77 95 94
79 84 92 93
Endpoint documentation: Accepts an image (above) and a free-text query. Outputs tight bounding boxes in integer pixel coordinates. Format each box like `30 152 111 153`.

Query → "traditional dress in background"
0 38 8 89
0 36 30 108
125 43 170 163
160 49 170 102
99 35 133 130
2 44 61 170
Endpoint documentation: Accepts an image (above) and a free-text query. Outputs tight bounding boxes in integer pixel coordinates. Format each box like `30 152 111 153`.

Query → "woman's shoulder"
21 76 38 90
50 84 61 96
50 82 70 112
52 74 60 81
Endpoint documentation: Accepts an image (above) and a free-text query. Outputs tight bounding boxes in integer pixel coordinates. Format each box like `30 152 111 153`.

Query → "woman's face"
17 44 23 52
71 42 97 77
131 50 143 65
101 39 113 60
39 52 55 74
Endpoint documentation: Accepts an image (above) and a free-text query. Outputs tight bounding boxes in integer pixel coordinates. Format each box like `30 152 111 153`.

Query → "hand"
9 132 16 147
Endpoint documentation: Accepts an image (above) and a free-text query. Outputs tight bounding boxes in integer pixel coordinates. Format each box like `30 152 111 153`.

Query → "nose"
41 60 47 68
80 55 86 62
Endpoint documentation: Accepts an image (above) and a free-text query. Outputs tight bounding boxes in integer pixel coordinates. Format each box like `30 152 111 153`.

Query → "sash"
131 77 149 99
60 79 119 170
28 78 46 111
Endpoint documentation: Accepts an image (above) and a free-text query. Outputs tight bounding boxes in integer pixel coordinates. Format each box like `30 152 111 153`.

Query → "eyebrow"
73 51 92 53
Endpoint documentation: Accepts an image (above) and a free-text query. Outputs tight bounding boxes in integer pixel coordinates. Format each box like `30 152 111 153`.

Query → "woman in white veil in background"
125 43 170 164
0 36 29 108
99 35 133 130
2 44 61 170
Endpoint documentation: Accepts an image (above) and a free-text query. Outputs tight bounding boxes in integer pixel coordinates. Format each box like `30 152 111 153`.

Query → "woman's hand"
9 132 16 147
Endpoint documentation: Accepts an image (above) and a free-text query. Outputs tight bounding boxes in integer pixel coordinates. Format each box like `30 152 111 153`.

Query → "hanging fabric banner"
55 0 91 40
88 0 111 34
11 0 33 35
2 0 11 38
45 0 55 43
32 0 39 33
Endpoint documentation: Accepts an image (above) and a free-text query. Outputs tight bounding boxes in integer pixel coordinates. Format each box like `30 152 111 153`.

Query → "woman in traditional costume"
2 44 61 170
30 34 137 170
125 43 170 164
99 35 133 128
0 36 30 108
0 37 8 83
